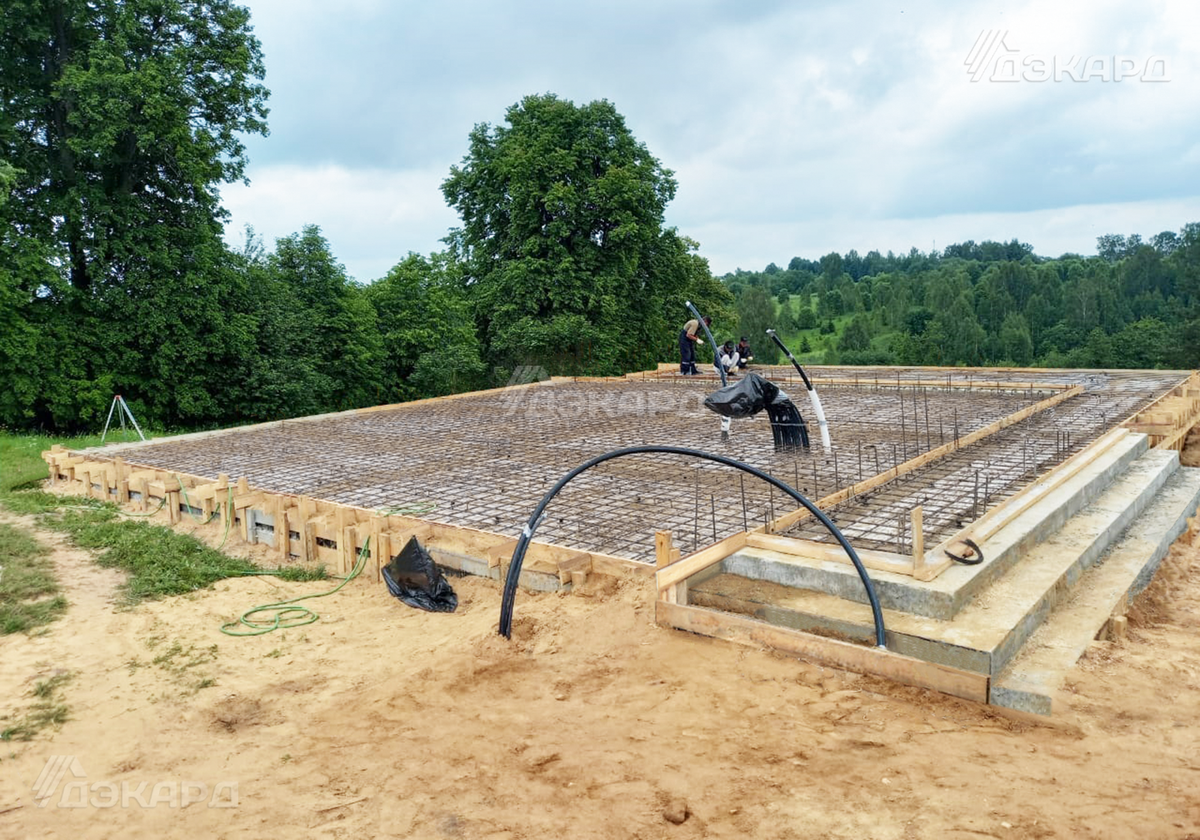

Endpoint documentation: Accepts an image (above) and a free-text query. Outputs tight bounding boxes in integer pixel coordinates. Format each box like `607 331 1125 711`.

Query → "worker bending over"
679 315 711 375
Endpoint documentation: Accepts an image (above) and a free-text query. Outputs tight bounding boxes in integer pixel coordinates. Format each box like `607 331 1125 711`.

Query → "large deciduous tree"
0 0 270 428
0 0 268 292
442 93 701 376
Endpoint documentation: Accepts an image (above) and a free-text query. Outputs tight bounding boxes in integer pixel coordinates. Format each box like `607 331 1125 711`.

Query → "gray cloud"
228 0 1200 279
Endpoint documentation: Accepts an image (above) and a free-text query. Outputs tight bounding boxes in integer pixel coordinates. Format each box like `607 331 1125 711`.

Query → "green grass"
0 432 111 495
0 672 72 741
0 522 67 634
0 430 327 607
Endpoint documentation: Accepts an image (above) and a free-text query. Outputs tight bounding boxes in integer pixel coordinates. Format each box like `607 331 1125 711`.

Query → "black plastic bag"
702 373 781 418
766 399 810 450
703 372 810 450
382 536 458 613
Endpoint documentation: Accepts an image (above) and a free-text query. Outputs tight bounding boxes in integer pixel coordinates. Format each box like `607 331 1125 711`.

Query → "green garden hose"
178 475 220 524
120 494 168 517
375 501 436 516
219 537 370 637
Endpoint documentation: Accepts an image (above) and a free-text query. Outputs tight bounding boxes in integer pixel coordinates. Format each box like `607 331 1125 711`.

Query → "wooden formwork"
1123 370 1200 451
645 383 1086 585
41 445 650 589
40 365 1195 615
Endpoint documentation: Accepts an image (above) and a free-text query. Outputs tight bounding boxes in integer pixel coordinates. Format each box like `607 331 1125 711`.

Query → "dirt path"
1 508 1199 838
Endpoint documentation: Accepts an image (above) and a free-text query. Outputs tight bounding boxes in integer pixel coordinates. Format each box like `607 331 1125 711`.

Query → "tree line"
1 1 1193 435
722 228 1200 371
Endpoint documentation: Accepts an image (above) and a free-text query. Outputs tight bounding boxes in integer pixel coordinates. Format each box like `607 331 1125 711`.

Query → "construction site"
39 363 1200 715
3 362 1198 838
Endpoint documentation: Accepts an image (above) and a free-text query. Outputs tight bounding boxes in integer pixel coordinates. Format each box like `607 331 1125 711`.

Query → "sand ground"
2 440 1200 839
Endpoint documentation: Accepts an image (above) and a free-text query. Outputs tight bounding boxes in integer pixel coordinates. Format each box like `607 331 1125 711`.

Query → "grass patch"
0 431 328 606
0 432 111 495
53 508 326 603
0 522 67 634
1 672 72 741
126 637 221 697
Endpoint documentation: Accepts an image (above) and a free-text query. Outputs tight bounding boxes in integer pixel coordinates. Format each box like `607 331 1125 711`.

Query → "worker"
735 337 754 369
680 315 711 375
718 341 741 376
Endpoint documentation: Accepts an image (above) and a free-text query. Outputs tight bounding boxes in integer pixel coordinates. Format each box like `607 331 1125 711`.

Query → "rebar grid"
110 369 1189 562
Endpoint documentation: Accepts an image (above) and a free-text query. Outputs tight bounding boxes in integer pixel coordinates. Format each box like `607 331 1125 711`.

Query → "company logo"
965 30 1170 83
32 756 238 809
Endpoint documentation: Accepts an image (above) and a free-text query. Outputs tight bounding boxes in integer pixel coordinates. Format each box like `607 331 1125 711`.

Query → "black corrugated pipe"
497 445 887 648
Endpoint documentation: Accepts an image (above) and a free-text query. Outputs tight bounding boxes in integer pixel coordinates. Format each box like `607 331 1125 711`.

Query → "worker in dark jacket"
679 316 711 375
736 337 754 369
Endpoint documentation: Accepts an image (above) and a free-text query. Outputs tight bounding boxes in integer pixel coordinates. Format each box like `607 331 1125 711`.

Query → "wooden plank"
656 531 748 592
657 601 988 704
485 538 520 568
771 385 1085 532
744 533 913 576
341 525 358 576
167 488 181 524
1158 417 1200 452
590 554 653 578
114 458 129 503
555 551 593 584
233 491 264 510
778 377 1073 392
375 531 392 583
924 426 1126 564
148 477 183 495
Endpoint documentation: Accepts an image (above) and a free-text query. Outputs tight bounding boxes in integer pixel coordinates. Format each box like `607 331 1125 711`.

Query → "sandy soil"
2 495 1200 838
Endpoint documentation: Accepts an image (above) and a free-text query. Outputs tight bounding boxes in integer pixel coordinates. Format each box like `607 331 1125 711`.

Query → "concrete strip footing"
990 467 1200 714
721 432 1150 619
690 451 1195 694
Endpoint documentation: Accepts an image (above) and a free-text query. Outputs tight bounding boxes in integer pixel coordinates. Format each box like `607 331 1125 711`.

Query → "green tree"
0 0 270 429
268 226 384 412
818 288 844 318
0 0 269 293
1111 318 1168 368
999 312 1033 365
940 295 987 365
736 286 780 364
837 314 871 352
365 253 485 400
442 93 689 375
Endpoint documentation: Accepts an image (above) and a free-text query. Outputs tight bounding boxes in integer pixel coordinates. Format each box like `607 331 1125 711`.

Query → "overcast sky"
218 0 1200 283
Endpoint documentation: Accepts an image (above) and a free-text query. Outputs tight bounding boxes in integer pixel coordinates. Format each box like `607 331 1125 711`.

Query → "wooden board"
917 426 1129 580
657 600 989 703
656 532 748 591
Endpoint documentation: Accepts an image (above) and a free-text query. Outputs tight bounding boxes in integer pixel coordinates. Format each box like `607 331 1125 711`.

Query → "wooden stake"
655 530 675 569
115 458 129 504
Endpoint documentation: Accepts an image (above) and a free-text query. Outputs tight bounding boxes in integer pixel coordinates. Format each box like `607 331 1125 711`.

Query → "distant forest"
3 1 1197 433
721 227 1200 372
